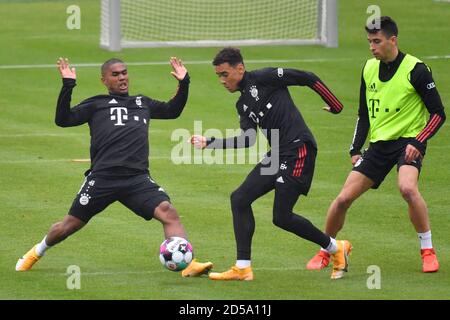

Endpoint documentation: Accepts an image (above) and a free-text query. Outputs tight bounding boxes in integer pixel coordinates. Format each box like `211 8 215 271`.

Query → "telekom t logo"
110 107 128 126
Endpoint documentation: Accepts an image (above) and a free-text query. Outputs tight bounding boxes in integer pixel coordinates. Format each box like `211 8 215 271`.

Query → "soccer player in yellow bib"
307 16 445 274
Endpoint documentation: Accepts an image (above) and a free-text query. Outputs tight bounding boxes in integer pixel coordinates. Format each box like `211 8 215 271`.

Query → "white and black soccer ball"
159 237 193 271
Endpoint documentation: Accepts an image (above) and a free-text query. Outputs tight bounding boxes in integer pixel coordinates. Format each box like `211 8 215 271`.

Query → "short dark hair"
365 16 398 38
101 58 125 75
212 47 244 66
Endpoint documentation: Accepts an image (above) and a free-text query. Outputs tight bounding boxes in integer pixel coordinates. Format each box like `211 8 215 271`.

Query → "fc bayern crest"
79 193 91 205
249 85 259 101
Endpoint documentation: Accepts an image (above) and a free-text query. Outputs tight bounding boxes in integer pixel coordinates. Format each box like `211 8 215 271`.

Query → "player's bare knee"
335 194 353 210
59 216 85 237
399 185 418 203
156 201 180 225
166 209 181 225
157 201 172 212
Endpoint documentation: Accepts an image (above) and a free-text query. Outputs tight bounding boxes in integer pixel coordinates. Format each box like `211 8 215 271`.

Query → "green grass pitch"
0 0 449 300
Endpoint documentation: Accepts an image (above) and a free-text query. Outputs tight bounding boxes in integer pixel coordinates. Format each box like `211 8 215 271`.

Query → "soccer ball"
159 237 193 271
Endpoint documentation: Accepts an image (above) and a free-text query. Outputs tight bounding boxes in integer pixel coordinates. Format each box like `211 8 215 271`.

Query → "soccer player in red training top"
307 16 445 273
191 47 351 280
16 57 213 277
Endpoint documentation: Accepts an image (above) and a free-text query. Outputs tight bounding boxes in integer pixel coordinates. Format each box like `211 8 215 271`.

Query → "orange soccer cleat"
421 248 439 273
209 266 254 281
306 250 331 270
330 240 352 280
181 259 214 277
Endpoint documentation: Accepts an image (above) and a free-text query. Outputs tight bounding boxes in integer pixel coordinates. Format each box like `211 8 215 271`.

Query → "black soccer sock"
273 190 330 248
230 190 255 260
273 212 330 248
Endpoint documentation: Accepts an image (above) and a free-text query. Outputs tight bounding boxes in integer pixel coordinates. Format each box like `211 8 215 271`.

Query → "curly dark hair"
212 47 244 66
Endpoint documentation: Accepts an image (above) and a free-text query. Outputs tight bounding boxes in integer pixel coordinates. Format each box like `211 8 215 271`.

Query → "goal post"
100 0 338 51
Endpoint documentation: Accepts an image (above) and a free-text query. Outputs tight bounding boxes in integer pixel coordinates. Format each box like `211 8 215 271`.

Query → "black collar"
238 71 249 92
109 92 129 97
381 51 405 70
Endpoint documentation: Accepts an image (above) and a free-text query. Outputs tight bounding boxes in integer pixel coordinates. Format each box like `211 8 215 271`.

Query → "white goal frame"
100 0 338 51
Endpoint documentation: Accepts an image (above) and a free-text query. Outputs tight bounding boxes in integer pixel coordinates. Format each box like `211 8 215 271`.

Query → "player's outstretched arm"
170 57 187 81
55 57 93 127
148 57 190 119
191 129 257 150
312 80 343 114
57 57 76 79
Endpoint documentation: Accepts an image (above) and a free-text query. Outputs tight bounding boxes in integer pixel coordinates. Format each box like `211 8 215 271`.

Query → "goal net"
100 0 338 51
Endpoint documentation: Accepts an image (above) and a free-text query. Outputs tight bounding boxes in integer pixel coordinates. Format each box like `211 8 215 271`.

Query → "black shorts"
276 143 317 196
69 173 170 223
241 142 317 199
352 138 423 189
